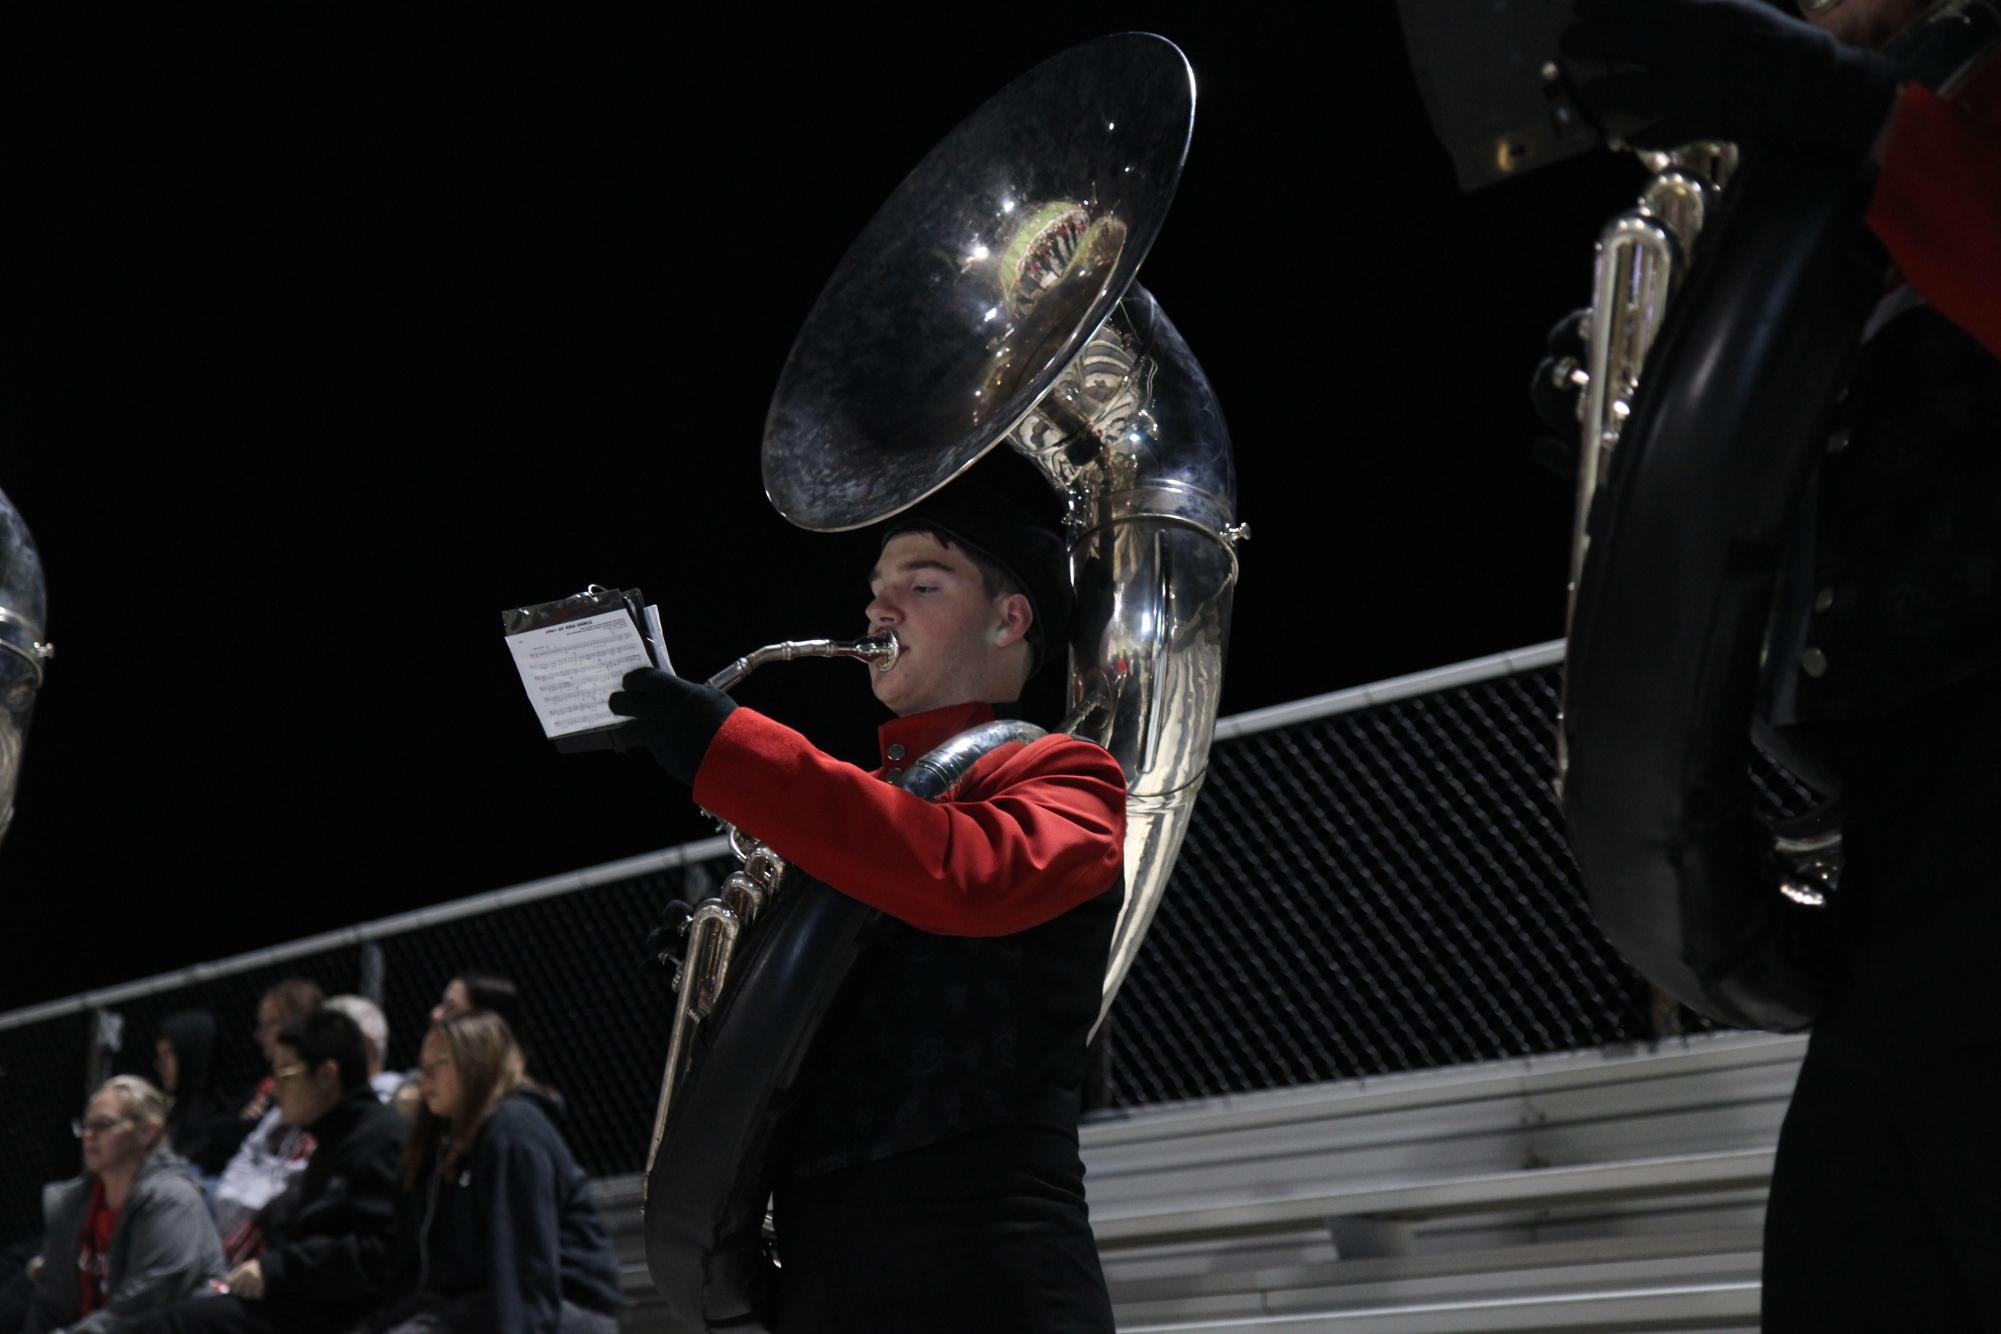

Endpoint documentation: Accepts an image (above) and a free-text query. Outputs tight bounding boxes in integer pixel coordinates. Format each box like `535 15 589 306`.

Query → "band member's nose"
865 592 900 628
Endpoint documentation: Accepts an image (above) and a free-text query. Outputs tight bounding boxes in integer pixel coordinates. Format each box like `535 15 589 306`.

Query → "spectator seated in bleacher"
140 1010 408 1334
210 980 323 1254
24 1076 224 1333
153 1010 235 1177
324 996 404 1104
368 1011 620 1334
425 971 566 1129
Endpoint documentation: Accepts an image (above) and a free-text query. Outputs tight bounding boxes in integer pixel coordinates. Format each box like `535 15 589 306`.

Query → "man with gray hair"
323 996 402 1103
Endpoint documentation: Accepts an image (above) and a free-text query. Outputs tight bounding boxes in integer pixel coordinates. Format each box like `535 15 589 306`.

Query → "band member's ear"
993 593 1032 648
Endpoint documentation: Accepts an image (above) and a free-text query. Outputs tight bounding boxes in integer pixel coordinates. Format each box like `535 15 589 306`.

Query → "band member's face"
154 1037 179 1094
865 532 1012 717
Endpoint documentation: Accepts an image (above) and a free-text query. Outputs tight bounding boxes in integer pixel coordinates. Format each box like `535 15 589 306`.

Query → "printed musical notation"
504 610 655 739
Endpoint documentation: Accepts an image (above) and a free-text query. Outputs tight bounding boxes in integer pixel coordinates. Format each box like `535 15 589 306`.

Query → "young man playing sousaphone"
609 483 1123 1332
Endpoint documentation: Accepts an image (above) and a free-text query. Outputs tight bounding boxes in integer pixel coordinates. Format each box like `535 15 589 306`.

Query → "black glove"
606 667 736 785
1560 0 1900 155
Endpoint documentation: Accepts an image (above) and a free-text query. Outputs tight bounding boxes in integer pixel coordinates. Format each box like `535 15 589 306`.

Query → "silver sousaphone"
641 32 1240 1331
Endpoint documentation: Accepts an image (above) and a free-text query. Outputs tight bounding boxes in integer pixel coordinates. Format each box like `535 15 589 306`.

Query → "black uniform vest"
1783 306 2001 721
780 875 1121 1179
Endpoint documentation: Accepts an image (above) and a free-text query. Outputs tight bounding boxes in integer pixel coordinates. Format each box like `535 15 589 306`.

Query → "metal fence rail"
0 642 1817 1245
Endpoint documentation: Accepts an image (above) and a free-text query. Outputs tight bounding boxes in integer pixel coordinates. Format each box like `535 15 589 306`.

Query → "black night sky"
1 11 1645 1012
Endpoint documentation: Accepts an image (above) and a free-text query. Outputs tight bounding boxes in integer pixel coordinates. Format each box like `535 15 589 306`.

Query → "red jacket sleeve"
1866 78 2001 359
691 708 1126 938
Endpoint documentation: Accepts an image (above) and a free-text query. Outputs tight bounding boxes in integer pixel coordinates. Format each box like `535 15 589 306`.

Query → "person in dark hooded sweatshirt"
152 1011 235 1176
140 1009 406 1334
369 1010 620 1334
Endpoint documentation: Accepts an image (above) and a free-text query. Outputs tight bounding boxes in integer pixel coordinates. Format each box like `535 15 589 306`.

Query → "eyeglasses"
71 1116 131 1139
270 1063 309 1083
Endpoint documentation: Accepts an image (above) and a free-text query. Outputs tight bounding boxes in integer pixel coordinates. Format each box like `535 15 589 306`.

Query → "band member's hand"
606 668 737 784
1560 0 1900 155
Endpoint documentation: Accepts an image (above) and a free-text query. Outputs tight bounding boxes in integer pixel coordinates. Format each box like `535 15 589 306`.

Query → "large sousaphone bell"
644 32 1239 1330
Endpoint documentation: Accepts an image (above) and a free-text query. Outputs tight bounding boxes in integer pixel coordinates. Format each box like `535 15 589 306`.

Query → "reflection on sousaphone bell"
761 32 1198 533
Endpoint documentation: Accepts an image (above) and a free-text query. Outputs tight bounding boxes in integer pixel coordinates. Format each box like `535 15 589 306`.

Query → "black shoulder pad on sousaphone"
1563 5 2000 1033
645 34 1194 1332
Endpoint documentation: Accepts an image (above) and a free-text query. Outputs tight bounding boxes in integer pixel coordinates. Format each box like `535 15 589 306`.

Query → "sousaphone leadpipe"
642 629 898 1188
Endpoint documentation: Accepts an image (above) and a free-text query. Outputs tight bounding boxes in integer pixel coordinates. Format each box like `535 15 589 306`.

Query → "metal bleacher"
597 1030 1800 1332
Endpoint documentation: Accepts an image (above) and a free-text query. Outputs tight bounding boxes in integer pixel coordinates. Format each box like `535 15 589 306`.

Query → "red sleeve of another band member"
1866 81 2001 359
691 708 1126 938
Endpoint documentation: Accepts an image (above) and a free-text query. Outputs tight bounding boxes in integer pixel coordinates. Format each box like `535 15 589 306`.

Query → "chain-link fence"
0 643 1820 1243
0 849 732 1243
1102 652 1816 1104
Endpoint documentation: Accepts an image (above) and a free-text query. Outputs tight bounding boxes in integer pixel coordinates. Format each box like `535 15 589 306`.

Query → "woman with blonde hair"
25 1075 224 1332
370 1011 620 1334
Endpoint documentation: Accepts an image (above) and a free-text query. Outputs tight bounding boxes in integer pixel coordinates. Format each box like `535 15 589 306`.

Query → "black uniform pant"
773 1123 1115 1334
1762 676 2001 1330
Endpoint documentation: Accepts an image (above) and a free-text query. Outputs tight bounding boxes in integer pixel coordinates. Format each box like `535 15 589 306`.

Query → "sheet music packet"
501 585 670 753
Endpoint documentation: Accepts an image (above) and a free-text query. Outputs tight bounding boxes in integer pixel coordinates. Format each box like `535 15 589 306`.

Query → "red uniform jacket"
692 700 1126 936
1868 52 2001 358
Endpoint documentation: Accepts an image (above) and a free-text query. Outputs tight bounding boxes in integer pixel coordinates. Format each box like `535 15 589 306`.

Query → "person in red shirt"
1560 1 2001 1326
26 1077 224 1333
610 484 1123 1333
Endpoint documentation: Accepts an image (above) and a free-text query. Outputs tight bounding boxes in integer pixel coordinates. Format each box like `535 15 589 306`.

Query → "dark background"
0 10 1642 1012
